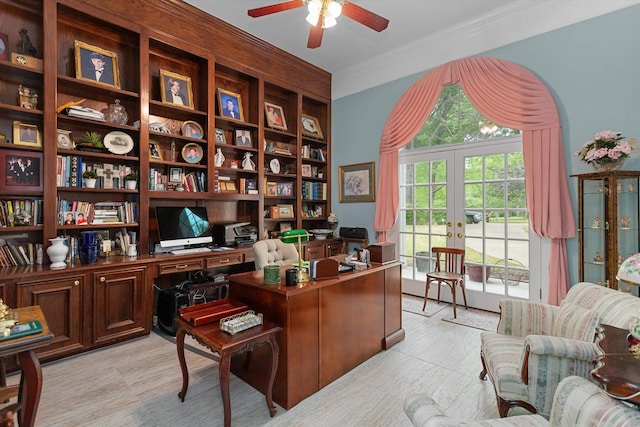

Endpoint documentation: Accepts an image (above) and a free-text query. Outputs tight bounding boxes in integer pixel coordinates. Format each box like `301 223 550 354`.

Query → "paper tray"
179 298 248 327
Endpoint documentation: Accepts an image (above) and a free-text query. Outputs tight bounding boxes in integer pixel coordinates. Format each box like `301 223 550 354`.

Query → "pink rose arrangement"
575 130 636 166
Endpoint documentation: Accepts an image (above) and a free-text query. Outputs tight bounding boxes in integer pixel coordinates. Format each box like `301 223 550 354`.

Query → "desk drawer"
158 259 204 275
205 254 243 268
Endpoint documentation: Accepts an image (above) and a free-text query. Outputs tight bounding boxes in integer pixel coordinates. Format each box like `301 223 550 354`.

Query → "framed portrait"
149 141 162 160
279 222 292 232
160 69 194 110
264 102 287 131
217 88 244 122
234 129 252 147
277 182 293 197
339 162 376 203
181 143 203 164
266 181 278 196
13 121 41 147
301 164 312 177
74 40 120 89
0 150 43 192
277 204 294 219
301 114 324 139
181 120 203 139
169 167 183 183
214 128 226 144
57 129 74 149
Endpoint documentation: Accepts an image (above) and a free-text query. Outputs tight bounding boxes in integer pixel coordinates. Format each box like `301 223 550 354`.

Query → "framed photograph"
218 88 244 122
301 164 312 177
235 129 252 147
159 69 194 109
264 102 287 131
181 120 203 139
280 222 292 232
57 129 74 149
277 182 293 197
169 167 183 183
181 143 203 164
214 128 226 144
0 32 7 61
301 114 324 139
277 204 294 219
339 162 376 203
266 181 278 196
13 121 41 147
74 40 120 88
18 85 38 109
222 181 237 192
0 150 43 192
149 141 162 160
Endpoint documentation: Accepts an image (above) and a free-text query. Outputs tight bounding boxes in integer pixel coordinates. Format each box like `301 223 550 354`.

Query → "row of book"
0 199 43 227
149 169 207 192
0 240 43 267
57 198 139 225
301 181 327 201
301 145 326 161
56 155 137 189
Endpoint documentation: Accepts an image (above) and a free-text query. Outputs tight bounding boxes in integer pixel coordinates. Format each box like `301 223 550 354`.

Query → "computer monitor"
155 206 213 248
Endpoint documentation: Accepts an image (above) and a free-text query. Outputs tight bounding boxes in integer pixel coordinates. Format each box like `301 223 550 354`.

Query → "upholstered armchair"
252 239 299 270
404 376 640 426
479 298 603 418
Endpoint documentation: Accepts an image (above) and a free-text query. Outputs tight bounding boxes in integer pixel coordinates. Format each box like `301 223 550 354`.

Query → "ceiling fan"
248 0 389 49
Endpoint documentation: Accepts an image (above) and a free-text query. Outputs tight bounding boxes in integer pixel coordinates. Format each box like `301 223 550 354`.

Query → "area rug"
402 294 450 317
442 308 499 332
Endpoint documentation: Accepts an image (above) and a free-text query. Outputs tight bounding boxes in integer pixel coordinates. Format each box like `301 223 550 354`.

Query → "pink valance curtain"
374 56 575 304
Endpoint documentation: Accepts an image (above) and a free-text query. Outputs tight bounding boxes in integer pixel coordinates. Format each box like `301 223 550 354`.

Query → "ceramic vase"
84 178 97 188
47 237 69 269
591 158 625 172
125 180 137 190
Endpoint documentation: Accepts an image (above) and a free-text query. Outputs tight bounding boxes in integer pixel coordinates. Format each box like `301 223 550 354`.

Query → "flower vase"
592 158 625 172
47 237 69 269
125 180 137 190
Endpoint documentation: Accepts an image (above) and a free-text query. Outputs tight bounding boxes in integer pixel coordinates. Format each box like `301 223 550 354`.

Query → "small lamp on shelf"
281 229 311 283
616 253 640 290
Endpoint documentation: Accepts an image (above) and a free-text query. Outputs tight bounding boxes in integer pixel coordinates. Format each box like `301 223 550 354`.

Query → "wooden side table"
175 317 281 427
0 306 53 427
341 237 369 254
592 324 640 406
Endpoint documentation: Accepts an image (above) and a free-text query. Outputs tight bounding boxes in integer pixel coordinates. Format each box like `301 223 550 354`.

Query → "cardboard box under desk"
367 242 396 264
179 298 248 327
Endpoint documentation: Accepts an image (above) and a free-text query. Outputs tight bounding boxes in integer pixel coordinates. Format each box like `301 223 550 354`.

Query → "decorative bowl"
629 318 640 341
309 229 333 240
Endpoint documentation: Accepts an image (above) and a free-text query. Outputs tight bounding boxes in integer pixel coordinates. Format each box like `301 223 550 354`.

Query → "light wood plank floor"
9 299 500 426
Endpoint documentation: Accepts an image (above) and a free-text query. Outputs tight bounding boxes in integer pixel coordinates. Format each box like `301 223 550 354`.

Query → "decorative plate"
182 142 203 164
103 131 134 154
181 120 204 139
270 158 280 174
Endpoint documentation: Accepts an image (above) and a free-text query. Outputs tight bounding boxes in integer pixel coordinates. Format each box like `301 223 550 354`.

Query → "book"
0 320 43 342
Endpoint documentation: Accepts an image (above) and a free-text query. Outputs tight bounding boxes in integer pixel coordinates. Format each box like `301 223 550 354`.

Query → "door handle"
457 233 465 238
447 232 452 238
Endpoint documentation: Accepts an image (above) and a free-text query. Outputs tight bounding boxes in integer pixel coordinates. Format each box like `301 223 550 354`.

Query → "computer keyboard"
170 247 212 255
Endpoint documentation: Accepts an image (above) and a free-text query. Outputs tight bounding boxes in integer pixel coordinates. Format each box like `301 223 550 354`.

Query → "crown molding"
332 0 640 100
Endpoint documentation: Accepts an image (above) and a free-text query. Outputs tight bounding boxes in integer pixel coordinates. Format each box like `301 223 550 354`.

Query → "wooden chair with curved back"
422 247 468 318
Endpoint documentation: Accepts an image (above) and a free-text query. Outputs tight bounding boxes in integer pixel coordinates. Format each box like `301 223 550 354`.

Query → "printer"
213 222 258 247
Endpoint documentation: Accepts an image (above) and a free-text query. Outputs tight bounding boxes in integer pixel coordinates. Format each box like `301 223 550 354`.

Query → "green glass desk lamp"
281 229 311 283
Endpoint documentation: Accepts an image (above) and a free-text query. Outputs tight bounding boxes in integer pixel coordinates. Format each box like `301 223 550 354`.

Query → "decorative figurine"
597 183 605 192
629 183 635 192
592 216 601 228
618 254 625 266
18 28 36 57
18 85 38 109
617 183 622 193
621 216 631 229
594 252 603 263
241 152 255 170
214 147 225 167
230 159 239 169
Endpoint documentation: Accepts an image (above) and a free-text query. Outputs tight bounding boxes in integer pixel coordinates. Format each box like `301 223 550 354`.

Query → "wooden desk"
175 317 281 427
0 306 53 427
228 261 403 409
592 324 640 406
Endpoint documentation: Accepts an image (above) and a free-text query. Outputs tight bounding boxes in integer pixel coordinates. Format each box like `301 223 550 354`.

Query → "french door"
397 136 544 312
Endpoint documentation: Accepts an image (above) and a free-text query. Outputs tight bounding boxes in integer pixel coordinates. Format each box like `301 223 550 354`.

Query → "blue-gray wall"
331 5 640 285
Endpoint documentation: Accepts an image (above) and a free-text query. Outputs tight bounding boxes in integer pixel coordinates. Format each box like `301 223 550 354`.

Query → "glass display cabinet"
573 171 640 290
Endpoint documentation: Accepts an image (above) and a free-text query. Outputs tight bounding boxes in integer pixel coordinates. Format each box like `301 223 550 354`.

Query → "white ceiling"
184 1 640 99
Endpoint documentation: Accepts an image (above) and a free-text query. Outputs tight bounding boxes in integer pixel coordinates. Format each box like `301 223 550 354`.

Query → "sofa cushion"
551 302 599 342
481 332 528 401
563 281 640 328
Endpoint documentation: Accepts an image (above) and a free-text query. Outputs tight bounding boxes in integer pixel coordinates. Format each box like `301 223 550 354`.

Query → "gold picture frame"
277 204 294 219
149 141 162 160
264 101 287 131
159 69 194 110
74 40 120 88
218 88 244 122
301 114 324 139
13 121 41 147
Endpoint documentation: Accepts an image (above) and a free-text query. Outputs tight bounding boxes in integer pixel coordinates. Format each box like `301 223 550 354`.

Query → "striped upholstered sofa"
478 282 640 418
404 376 640 426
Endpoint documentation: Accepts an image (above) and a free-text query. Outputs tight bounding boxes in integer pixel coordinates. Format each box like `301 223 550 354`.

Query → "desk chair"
252 239 299 270
423 247 467 318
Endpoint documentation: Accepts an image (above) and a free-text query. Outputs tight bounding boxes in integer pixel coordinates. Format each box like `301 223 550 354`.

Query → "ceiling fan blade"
307 21 324 49
341 1 389 32
248 0 304 18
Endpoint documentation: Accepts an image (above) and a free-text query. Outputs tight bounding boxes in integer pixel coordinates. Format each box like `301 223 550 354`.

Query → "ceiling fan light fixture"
307 0 323 14
306 11 321 26
322 14 337 28
326 1 342 18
